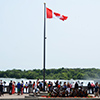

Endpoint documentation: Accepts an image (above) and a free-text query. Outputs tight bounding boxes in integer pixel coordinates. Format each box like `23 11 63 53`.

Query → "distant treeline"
0 68 100 79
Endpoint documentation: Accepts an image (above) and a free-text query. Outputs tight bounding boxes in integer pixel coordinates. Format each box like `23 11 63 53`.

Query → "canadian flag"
46 7 68 21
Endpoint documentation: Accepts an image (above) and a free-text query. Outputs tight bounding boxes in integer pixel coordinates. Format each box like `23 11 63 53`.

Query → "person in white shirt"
25 82 28 93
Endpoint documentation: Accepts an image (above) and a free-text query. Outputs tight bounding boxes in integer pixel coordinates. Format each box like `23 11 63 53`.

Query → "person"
17 82 21 95
48 81 51 91
34 80 40 96
28 81 33 93
63 82 67 89
99 84 100 94
9 80 12 95
25 82 28 93
45 81 48 91
21 81 24 95
52 87 58 97
58 81 62 91
94 82 99 97
0 82 3 96
39 81 42 91
66 82 71 94
0 80 2 85
48 81 53 92
71 82 75 90
33 81 35 90
75 82 78 89
36 79 39 88
55 80 59 87
12 81 15 94
91 82 95 94
41 81 44 91
88 82 91 94
3 81 6 93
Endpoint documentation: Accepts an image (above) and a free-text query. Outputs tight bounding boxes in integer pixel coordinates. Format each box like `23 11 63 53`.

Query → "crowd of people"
8 79 40 95
88 82 99 97
0 79 100 97
47 80 88 97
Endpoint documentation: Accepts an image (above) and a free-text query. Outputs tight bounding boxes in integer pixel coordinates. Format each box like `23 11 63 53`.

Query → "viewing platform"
0 93 100 100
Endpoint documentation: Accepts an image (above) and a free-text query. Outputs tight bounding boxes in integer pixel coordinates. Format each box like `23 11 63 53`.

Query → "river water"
0 78 95 86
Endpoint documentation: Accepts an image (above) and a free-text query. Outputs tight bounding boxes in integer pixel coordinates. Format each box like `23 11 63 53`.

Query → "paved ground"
0 93 99 99
0 93 29 99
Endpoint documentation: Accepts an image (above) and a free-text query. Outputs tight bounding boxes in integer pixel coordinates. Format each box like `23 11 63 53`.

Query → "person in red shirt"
12 81 15 94
33 82 35 90
91 83 95 94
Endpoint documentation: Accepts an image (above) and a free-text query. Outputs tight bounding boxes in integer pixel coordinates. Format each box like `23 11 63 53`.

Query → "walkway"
0 93 100 100
0 93 29 99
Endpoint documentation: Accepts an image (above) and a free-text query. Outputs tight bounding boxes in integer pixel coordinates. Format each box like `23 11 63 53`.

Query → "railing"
3 86 89 93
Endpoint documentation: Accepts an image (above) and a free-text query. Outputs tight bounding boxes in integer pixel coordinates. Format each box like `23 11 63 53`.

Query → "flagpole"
43 2 46 91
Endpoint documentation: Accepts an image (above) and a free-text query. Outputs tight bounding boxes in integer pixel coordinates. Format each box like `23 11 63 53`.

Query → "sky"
0 0 100 71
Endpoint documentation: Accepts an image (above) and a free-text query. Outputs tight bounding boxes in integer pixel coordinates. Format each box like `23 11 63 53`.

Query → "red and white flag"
46 7 68 21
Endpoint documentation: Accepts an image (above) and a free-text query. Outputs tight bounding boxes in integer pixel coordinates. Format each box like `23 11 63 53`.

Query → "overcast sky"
0 0 100 71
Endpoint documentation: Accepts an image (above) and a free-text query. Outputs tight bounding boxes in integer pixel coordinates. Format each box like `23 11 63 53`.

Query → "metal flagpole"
43 3 46 91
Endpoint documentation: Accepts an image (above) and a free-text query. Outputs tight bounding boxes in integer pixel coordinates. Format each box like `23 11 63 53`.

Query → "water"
0 78 95 86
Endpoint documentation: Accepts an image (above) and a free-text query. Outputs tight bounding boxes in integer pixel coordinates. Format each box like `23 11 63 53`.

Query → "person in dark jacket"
94 82 99 97
9 80 12 95
0 82 3 96
75 82 78 89
55 80 59 87
88 82 91 94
